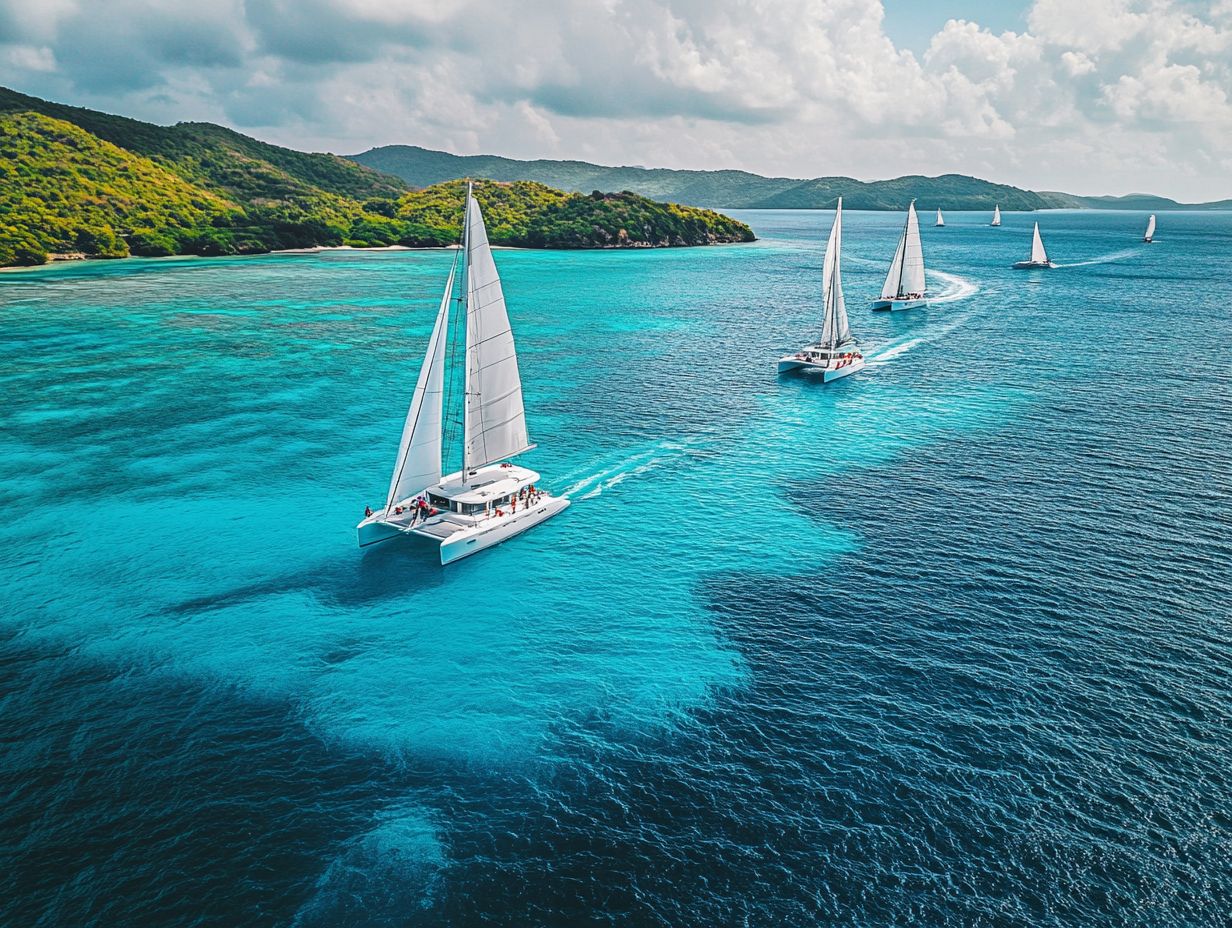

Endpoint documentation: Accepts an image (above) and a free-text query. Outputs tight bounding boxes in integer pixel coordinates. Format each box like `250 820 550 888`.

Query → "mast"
460 180 474 479
895 205 910 297
820 198 849 348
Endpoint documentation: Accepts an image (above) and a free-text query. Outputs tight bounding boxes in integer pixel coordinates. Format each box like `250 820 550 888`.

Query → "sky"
1 0 1230 200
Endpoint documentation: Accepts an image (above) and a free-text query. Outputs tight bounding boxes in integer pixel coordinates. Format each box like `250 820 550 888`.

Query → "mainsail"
1030 222 1049 264
462 189 533 474
819 198 850 348
880 201 926 300
991 205 1002 226
386 257 456 508
936 208 945 227
1144 214 1156 242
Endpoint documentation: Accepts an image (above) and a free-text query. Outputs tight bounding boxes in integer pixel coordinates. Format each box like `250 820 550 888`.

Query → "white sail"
1030 222 1048 264
462 190 533 474
991 205 1001 226
386 258 455 508
820 198 850 348
936 208 945 227
880 227 907 299
1144 214 1156 242
880 201 926 299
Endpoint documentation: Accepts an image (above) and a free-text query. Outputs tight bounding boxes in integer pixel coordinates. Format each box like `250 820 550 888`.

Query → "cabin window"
461 502 486 515
428 493 450 509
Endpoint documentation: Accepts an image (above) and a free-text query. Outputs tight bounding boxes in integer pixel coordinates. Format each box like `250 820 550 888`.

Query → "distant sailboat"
871 200 927 311
1143 214 1156 243
1012 221 1056 269
990 205 1002 227
357 182 569 562
778 198 865 382
936 208 945 227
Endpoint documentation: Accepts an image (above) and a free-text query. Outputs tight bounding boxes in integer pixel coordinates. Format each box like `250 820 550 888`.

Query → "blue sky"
0 0 1229 200
881 0 1031 52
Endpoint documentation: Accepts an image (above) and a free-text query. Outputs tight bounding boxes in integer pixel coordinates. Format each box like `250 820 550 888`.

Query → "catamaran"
990 205 1002 226
357 183 569 563
936 208 945 227
1012 222 1056 269
778 198 864 382
1143 214 1156 243
871 200 927 311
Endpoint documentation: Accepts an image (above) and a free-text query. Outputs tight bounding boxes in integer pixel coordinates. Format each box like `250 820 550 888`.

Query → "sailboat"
778 198 864 382
936 207 945 227
1012 221 1056 269
357 183 569 562
990 205 1002 226
871 200 927 311
1143 214 1156 243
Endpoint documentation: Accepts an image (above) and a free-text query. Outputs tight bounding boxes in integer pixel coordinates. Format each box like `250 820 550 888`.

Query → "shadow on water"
167 537 446 617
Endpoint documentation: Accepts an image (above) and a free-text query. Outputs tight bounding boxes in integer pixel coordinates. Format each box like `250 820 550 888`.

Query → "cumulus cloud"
0 0 1228 199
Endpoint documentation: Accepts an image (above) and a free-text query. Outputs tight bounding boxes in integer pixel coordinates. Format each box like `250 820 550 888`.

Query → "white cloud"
0 0 1229 200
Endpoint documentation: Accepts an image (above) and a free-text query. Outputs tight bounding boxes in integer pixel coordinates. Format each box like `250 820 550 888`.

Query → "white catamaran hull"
870 297 927 312
357 513 409 548
432 495 570 564
778 352 865 382
359 494 569 562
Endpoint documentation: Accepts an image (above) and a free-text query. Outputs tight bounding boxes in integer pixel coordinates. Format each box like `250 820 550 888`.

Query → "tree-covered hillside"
388 181 755 248
0 112 240 266
0 86 753 266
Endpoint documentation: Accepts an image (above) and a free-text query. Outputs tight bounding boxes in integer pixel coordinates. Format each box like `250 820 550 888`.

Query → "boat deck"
410 519 468 540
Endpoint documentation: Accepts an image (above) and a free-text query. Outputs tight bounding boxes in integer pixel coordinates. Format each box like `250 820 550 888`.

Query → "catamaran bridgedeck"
778 198 865 383
357 184 568 563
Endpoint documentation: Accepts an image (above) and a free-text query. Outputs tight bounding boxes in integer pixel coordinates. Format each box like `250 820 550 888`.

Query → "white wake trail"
1056 247 1139 269
563 439 703 501
866 310 978 364
928 269 980 304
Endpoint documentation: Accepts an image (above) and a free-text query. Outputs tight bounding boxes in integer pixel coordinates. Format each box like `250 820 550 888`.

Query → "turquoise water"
2 210 1230 925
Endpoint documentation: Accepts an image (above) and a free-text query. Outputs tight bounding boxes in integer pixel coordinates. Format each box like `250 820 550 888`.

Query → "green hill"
351 144 1231 211
390 180 754 248
0 86 752 267
0 111 240 266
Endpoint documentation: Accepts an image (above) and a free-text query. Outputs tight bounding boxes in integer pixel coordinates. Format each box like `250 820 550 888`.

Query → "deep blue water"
1 209 1230 926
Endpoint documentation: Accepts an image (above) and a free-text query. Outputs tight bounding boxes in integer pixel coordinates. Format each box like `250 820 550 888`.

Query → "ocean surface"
1 209 1230 926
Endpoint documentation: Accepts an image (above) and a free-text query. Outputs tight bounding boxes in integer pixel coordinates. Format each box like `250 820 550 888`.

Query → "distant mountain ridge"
350 144 1232 211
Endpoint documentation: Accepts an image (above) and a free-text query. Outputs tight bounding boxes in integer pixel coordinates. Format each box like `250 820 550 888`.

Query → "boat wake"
866 310 976 364
1056 248 1138 269
928 269 979 304
562 440 702 502
870 338 922 363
